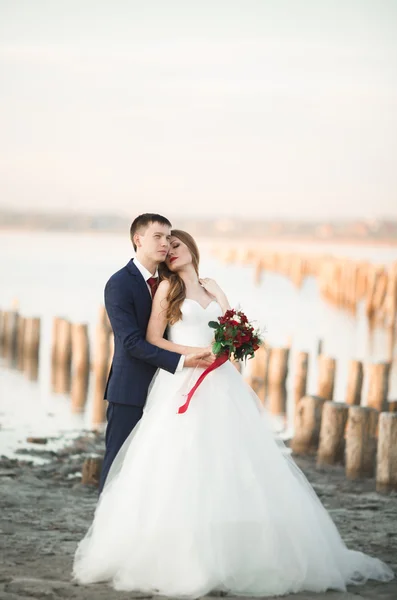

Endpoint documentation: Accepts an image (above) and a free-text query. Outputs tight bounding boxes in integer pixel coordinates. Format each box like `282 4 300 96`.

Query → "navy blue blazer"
104 259 181 407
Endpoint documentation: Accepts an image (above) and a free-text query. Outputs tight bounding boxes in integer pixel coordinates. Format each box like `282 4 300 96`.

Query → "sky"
0 0 396 221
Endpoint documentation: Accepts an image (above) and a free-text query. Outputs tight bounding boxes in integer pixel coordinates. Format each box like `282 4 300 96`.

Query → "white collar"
134 257 158 282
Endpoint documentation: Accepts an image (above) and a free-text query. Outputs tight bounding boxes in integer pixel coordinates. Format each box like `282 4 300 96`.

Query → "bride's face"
166 236 192 271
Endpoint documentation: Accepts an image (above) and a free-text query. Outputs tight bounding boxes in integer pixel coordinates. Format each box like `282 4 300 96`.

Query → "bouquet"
209 308 263 362
178 308 264 414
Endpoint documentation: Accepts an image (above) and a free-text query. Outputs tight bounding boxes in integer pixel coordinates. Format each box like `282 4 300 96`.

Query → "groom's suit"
99 258 182 492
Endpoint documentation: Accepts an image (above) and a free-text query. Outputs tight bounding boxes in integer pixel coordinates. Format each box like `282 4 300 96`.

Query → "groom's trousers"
99 402 143 494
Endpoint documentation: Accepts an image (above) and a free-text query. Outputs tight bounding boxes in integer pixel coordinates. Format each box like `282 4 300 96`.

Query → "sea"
1 230 396 461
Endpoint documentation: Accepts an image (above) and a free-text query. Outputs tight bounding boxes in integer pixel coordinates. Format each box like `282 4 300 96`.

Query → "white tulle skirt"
73 362 394 598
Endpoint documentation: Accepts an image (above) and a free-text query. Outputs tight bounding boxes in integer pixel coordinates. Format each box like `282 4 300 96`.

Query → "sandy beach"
0 433 396 600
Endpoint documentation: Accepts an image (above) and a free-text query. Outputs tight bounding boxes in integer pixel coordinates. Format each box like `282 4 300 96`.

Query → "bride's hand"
184 347 216 368
200 278 231 314
199 278 223 299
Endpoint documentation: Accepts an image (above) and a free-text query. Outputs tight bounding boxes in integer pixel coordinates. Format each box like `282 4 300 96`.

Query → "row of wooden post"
246 345 396 491
2 304 395 490
291 398 397 492
50 307 113 427
214 247 397 341
1 304 113 429
2 304 394 422
0 309 41 378
247 346 394 415
51 317 90 412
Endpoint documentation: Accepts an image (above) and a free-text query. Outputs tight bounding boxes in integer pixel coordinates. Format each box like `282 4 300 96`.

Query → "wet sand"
0 433 396 600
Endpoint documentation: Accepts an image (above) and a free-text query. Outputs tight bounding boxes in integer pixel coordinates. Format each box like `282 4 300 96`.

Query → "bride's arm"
146 280 210 355
199 278 231 313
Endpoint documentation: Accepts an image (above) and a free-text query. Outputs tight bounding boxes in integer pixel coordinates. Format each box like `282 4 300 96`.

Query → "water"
1 231 396 459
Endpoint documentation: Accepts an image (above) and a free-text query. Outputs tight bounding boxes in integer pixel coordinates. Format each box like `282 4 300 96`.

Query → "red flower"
210 309 263 363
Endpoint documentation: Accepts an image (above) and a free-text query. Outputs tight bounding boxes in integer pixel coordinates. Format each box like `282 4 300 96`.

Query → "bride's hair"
159 229 200 325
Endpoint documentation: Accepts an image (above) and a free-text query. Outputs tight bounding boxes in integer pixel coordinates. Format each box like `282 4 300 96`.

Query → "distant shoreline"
1 227 397 248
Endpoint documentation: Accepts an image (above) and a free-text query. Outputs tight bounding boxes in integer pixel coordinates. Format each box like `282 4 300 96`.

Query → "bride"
73 230 393 598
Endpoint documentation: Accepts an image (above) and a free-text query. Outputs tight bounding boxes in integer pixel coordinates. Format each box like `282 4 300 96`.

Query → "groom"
99 213 212 492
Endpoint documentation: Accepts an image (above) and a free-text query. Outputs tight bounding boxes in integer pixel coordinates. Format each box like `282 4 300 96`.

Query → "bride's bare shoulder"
157 279 171 295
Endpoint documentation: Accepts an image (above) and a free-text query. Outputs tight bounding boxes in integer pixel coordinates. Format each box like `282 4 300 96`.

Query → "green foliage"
208 309 264 363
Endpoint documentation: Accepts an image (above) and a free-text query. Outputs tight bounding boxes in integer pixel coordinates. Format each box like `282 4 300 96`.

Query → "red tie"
147 277 159 298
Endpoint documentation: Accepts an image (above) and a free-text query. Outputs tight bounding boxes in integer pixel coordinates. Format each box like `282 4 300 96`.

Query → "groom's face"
135 221 171 263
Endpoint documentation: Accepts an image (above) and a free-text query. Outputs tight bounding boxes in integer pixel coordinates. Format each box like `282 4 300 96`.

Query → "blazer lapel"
126 259 152 304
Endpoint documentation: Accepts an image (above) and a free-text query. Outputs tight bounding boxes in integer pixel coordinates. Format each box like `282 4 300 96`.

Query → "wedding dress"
73 299 393 597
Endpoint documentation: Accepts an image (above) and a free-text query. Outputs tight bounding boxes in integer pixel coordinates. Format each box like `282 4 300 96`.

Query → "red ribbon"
178 352 229 414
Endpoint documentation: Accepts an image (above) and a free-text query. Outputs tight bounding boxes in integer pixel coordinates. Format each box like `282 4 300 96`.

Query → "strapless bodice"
167 299 223 347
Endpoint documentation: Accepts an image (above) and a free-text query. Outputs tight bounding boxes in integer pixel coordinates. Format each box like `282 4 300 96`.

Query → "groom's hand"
184 350 214 369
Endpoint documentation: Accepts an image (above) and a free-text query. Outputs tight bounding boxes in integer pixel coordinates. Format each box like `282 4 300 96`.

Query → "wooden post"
376 413 397 493
51 316 61 389
254 258 263 285
92 306 111 428
345 406 378 479
56 318 72 368
71 323 90 375
54 318 72 394
387 324 395 363
384 266 397 361
51 317 60 365
0 309 9 356
291 395 326 455
81 456 103 486
356 262 369 302
293 351 309 409
385 265 397 328
1 311 10 357
246 345 269 403
0 310 10 358
4 310 19 366
372 268 388 322
2 310 10 358
347 263 359 314
22 316 40 381
267 347 289 387
268 384 287 416
317 401 349 466
25 358 39 381
366 362 390 412
317 355 336 401
71 323 90 413
365 265 378 324
16 316 26 370
24 317 41 362
345 360 363 406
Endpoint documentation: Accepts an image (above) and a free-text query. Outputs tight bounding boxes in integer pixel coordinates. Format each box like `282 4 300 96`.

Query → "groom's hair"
130 213 172 251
